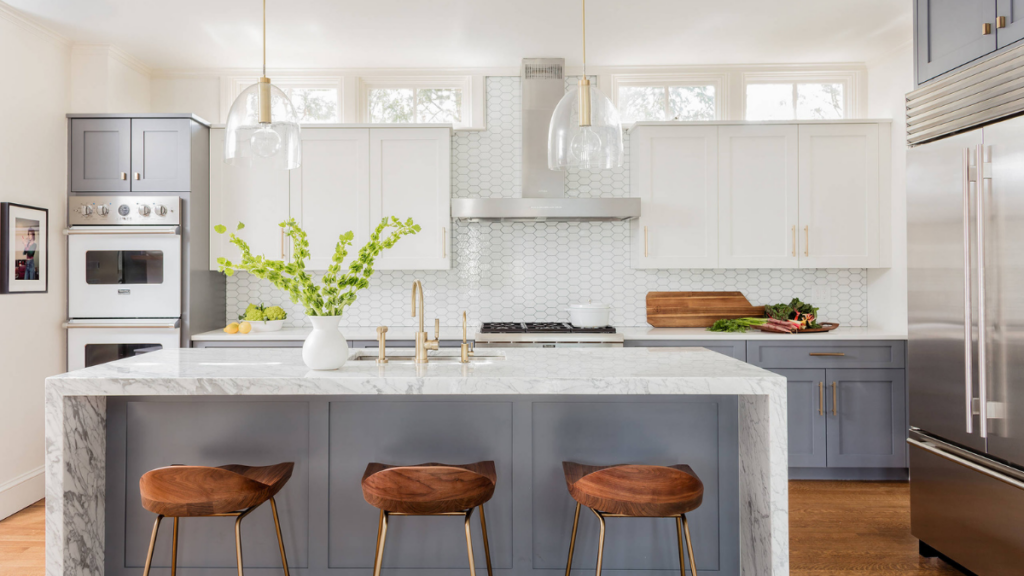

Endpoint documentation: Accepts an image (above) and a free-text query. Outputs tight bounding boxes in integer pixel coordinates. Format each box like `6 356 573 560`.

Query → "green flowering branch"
215 217 420 317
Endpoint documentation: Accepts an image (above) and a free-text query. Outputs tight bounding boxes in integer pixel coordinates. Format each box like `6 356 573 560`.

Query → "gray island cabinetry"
45 347 788 576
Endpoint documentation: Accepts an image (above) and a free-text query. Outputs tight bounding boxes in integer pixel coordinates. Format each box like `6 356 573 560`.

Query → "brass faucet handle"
376 326 388 337
434 318 440 340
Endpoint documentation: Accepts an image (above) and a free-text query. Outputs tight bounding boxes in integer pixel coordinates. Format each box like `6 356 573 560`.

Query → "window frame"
357 76 475 128
610 73 727 122
220 76 344 124
741 70 860 121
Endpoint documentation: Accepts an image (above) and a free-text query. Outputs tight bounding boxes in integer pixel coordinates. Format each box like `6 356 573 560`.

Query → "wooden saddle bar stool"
361 461 497 576
138 462 294 576
562 462 704 576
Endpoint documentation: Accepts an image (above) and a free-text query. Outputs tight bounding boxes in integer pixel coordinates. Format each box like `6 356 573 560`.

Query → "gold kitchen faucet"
411 280 439 363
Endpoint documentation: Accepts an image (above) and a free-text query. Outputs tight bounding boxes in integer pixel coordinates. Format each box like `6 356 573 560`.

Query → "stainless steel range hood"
451 58 640 222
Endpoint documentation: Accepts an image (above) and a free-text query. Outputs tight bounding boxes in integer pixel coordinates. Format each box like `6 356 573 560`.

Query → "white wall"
866 42 913 333
151 75 219 123
0 3 71 520
70 44 151 113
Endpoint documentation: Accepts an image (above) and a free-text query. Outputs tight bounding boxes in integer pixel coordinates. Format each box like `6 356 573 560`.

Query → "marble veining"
45 347 788 576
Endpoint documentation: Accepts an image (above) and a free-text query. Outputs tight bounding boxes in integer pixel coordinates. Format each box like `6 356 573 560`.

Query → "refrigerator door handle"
976 144 990 438
963 147 975 435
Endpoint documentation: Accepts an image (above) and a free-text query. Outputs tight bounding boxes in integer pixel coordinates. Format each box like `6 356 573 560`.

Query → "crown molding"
72 43 151 77
0 0 71 47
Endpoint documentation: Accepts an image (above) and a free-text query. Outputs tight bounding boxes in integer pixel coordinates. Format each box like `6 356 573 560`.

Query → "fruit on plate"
238 321 252 334
223 322 239 334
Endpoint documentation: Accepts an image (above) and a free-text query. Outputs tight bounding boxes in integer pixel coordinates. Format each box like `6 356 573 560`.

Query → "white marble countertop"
190 324 906 342
48 346 785 395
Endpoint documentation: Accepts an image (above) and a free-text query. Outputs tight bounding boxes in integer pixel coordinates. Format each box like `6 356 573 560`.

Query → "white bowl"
568 302 612 328
247 319 285 332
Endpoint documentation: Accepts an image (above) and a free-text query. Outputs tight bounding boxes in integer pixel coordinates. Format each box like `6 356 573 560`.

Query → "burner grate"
479 322 616 334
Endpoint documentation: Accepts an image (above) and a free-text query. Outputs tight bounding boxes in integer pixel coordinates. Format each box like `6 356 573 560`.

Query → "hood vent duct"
451 58 640 222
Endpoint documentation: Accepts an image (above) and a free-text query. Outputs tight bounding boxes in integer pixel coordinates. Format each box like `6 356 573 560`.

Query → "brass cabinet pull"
998 16 1007 28
809 352 845 356
818 382 824 416
134 172 141 180
804 225 809 256
792 225 796 257
832 382 838 416
984 22 993 35
442 227 446 257
644 226 649 257
120 172 127 180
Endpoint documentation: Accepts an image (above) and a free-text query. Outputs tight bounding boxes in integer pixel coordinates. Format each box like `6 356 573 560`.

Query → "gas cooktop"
479 322 616 334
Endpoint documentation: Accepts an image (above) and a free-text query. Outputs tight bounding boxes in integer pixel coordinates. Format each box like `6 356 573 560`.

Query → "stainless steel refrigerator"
908 114 1024 575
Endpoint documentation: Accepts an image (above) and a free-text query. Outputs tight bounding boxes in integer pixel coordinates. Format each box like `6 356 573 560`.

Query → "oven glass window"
84 343 163 368
85 251 164 284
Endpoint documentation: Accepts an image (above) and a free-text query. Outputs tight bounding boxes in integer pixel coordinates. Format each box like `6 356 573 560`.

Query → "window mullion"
792 83 798 120
664 87 671 121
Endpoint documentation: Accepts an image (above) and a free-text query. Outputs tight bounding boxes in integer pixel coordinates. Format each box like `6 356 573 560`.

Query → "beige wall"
70 44 151 113
0 6 71 520
151 75 220 123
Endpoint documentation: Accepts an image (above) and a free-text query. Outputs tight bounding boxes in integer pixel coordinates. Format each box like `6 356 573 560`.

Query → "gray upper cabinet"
778 369 827 468
825 369 907 468
70 119 131 192
916 0 998 84
997 0 1024 47
71 117 192 193
130 119 192 192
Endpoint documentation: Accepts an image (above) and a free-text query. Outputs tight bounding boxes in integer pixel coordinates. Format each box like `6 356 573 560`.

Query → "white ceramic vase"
302 315 349 370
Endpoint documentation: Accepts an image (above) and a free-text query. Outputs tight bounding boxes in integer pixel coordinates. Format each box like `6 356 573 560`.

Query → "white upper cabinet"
289 129 370 270
629 121 890 270
631 125 719 269
718 125 799 268
370 127 452 270
210 126 451 271
798 124 881 268
210 128 290 269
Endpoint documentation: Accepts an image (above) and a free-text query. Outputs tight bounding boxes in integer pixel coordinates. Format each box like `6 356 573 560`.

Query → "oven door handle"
64 226 181 236
63 320 181 329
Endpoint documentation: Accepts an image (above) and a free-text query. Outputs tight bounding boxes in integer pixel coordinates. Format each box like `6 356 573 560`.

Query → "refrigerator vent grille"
908 42 1024 145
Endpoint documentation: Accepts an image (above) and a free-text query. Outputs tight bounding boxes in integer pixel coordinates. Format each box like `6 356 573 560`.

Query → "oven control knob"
96 205 109 216
153 204 167 216
138 205 151 216
118 204 130 216
78 205 93 216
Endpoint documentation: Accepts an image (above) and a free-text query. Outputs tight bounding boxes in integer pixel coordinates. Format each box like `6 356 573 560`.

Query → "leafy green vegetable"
764 303 794 321
708 317 769 332
216 216 420 318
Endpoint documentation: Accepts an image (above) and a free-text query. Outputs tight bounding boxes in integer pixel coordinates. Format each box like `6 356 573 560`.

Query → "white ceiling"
8 0 912 71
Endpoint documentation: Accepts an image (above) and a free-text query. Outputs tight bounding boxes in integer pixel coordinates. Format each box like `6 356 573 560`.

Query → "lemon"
238 321 252 334
224 322 239 334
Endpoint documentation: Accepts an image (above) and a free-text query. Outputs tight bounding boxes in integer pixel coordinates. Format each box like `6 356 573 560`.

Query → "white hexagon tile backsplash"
225 77 868 328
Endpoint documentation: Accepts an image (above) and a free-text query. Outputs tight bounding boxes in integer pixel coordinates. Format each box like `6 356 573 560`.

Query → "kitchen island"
45 346 788 576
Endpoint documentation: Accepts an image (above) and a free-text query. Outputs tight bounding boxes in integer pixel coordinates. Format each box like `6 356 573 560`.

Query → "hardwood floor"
0 483 965 575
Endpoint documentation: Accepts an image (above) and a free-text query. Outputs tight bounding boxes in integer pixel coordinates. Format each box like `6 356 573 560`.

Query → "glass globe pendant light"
224 0 301 169
548 0 623 171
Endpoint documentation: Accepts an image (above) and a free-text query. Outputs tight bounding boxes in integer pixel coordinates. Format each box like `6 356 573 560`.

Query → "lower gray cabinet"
777 369 827 468
825 369 907 468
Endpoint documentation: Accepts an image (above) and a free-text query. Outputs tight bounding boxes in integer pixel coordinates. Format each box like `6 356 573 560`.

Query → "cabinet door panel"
997 0 1024 48
209 128 291 270
289 129 369 270
775 369 827 468
131 119 191 192
719 125 799 268
798 124 880 268
917 0 998 84
825 369 907 468
70 118 131 192
369 128 451 270
633 126 718 268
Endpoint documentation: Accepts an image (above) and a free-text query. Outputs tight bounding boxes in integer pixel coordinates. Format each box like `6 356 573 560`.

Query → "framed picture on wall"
1 203 48 294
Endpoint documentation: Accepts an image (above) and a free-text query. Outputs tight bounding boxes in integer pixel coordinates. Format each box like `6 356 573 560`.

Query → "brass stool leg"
464 508 477 576
682 514 697 575
142 515 164 576
589 508 607 576
478 505 493 576
565 502 581 576
372 511 389 576
675 516 685 576
171 517 179 576
270 497 290 576
234 505 258 576
374 509 384 565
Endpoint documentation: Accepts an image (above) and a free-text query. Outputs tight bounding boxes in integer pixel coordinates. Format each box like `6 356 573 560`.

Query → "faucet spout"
411 280 425 333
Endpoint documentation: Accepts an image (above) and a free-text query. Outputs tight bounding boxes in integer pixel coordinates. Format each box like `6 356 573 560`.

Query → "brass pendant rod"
581 0 587 79
262 0 267 78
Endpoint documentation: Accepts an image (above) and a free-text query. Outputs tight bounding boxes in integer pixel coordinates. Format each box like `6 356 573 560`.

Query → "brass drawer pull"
818 382 824 416
791 225 796 257
442 227 446 257
804 225 809 256
832 382 838 416
809 352 845 357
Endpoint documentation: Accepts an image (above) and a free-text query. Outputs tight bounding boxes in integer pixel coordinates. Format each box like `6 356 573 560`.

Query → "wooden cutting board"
646 291 765 327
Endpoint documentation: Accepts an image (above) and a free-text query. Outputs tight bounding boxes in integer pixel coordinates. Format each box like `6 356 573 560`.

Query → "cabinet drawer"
746 341 905 369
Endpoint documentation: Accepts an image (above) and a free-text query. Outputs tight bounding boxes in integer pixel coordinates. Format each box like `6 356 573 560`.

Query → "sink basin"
350 350 505 363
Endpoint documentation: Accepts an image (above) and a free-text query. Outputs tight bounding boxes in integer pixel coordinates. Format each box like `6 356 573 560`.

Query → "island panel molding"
45 346 788 576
